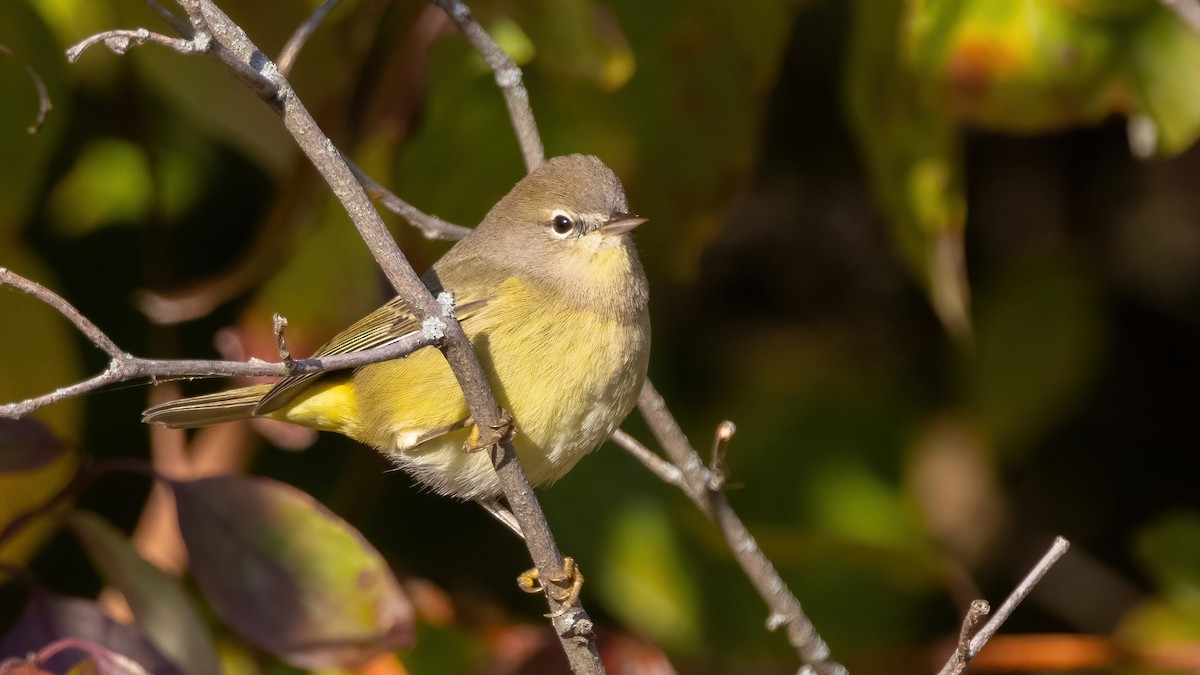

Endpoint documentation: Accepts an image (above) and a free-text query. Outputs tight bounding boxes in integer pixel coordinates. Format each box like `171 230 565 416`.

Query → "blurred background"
3 0 1200 673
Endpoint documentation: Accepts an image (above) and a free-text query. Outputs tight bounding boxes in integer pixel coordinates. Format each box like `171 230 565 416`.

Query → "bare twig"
66 27 208 62
431 0 544 171
943 600 990 675
272 313 293 365
1161 0 1200 34
0 45 52 134
708 420 735 490
145 0 192 35
1 268 123 359
349 159 472 241
631 380 844 674
0 268 436 419
277 0 341 76
64 2 601 671
610 429 683 487
936 536 1071 675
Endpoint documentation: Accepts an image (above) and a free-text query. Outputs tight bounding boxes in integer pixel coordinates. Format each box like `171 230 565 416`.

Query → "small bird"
143 154 651 526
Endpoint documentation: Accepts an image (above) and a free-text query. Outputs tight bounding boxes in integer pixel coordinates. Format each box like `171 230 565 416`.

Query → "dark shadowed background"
3 0 1200 673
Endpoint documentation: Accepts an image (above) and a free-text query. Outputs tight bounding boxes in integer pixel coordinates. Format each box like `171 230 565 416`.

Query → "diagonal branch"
348 158 472 241
62 1 603 671
431 0 544 171
0 45 53 134
630 379 845 674
1 268 123 359
1161 0 1200 34
937 536 1071 675
277 0 342 76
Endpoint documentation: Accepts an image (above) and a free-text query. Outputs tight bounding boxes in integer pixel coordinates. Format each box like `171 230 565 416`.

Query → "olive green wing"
254 294 488 414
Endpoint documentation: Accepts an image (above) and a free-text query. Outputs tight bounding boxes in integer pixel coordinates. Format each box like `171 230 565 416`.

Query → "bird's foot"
463 410 516 453
517 556 584 618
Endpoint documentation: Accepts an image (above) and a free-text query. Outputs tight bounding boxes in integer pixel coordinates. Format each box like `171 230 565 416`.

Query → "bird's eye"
551 214 574 236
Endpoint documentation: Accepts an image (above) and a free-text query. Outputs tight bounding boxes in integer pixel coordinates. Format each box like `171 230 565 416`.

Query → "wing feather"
255 295 488 414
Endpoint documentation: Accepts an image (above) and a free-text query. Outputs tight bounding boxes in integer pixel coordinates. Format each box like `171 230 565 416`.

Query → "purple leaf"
0 419 64 474
171 474 413 670
66 512 218 675
0 590 180 675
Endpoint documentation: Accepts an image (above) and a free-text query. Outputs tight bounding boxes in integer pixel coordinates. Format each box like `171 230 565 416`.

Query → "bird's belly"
383 306 649 501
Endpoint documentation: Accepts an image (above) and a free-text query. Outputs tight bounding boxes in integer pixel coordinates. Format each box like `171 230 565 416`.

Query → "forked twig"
0 269 437 419
277 0 342 76
936 537 1071 675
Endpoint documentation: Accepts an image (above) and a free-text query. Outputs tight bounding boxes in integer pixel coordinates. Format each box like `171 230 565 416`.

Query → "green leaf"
48 138 153 237
67 511 219 675
846 0 969 338
805 457 917 548
171 474 413 670
1127 5 1200 155
599 499 699 650
513 0 635 91
970 254 1105 455
0 1 70 227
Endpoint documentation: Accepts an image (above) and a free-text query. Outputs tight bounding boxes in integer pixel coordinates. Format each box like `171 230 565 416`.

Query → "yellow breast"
302 276 649 500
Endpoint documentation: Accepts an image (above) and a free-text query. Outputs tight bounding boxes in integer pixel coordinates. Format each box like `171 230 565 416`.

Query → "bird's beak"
600 212 648 237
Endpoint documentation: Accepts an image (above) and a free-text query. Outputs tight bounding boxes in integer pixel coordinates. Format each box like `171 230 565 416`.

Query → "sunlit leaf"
67 511 219 675
1127 5 1200 155
0 590 181 675
599 500 698 650
846 0 969 338
805 457 918 548
907 0 1124 132
48 138 153 237
171 474 414 670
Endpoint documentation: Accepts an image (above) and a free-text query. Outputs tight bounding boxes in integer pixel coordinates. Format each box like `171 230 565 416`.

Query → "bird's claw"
517 556 584 617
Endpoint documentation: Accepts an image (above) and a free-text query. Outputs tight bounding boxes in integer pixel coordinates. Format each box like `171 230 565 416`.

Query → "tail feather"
142 385 273 428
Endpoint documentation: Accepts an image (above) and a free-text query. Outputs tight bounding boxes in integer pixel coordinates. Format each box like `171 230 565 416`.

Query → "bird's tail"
142 384 273 428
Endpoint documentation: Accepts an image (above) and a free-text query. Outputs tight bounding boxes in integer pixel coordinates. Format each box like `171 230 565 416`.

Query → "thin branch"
277 0 341 77
943 600 990 675
632 380 845 674
936 536 1071 675
1161 0 1200 34
349 158 472 241
144 0 193 36
0 45 52 134
431 0 544 171
1 268 124 359
0 268 436 419
65 2 601 671
610 429 683 487
66 27 208 62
